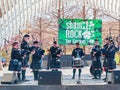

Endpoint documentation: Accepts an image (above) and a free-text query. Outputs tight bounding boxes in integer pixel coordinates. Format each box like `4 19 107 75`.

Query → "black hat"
23 34 30 37
12 42 18 47
95 39 98 41
53 41 57 44
33 41 39 44
105 38 109 40
76 42 79 45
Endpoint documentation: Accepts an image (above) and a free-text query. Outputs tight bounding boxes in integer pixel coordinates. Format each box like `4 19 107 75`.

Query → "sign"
58 19 102 45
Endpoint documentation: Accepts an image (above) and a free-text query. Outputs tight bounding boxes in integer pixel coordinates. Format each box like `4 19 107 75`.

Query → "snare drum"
73 58 84 68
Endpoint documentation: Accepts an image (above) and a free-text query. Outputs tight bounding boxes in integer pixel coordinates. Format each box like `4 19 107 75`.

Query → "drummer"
72 42 85 79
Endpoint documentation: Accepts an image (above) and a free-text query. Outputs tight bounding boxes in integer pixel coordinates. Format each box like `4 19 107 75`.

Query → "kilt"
92 57 101 68
22 56 29 67
30 60 42 70
51 58 61 68
103 57 108 67
8 59 22 71
107 58 116 69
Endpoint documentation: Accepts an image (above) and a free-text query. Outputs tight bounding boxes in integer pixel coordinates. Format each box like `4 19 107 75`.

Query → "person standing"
50 41 62 71
91 40 102 79
8 42 22 80
72 42 84 79
104 39 117 82
31 41 45 80
21 34 30 81
102 38 111 81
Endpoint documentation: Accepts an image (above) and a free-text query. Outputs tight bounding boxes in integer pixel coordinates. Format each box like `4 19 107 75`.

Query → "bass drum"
90 66 103 76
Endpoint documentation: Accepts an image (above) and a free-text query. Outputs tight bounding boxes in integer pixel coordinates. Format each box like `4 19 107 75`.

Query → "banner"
58 19 102 45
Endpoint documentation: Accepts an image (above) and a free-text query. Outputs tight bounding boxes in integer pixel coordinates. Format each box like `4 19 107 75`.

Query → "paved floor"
0 66 109 85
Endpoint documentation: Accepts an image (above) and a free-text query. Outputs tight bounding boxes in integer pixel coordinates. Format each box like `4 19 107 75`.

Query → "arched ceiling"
0 0 120 46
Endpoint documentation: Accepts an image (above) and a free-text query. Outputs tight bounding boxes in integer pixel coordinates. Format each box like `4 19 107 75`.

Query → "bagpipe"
91 45 101 61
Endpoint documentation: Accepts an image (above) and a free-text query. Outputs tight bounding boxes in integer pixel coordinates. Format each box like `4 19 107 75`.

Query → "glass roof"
0 0 119 46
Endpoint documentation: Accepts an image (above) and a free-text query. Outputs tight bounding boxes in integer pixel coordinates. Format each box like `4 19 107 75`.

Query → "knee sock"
72 69 76 79
17 73 21 80
78 69 81 78
22 70 26 80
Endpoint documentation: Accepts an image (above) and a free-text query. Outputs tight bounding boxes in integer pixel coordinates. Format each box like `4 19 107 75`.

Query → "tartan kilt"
51 58 61 68
8 59 22 71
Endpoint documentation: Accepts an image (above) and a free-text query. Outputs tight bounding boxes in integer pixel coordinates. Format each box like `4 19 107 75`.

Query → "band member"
21 34 30 81
106 40 117 69
50 41 62 71
104 39 117 82
91 40 102 79
8 42 22 80
102 38 110 81
72 42 84 79
30 41 45 80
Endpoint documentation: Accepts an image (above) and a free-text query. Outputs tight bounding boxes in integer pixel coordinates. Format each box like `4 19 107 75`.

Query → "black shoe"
92 77 97 79
22 79 29 82
72 76 75 79
52 69 55 71
102 78 106 80
55 69 58 71
103 78 106 82
97 77 101 79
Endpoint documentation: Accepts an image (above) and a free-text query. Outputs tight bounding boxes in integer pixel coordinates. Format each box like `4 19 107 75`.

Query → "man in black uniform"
102 38 117 81
102 38 110 81
21 34 30 81
72 42 84 79
105 40 117 69
91 40 102 79
8 42 23 80
31 41 45 80
103 38 117 82
50 41 62 71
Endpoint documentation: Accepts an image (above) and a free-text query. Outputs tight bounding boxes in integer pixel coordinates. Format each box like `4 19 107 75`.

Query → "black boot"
22 70 26 81
17 73 21 80
72 69 76 79
92 70 97 79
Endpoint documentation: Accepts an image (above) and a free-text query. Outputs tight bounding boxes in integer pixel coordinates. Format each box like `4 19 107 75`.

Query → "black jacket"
50 46 62 59
11 48 23 61
72 48 84 58
21 40 30 56
31 47 45 69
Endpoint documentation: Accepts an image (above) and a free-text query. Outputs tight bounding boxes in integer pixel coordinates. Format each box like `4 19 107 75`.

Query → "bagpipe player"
91 39 102 79
8 42 23 80
30 41 45 80
21 34 31 81
50 41 62 71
